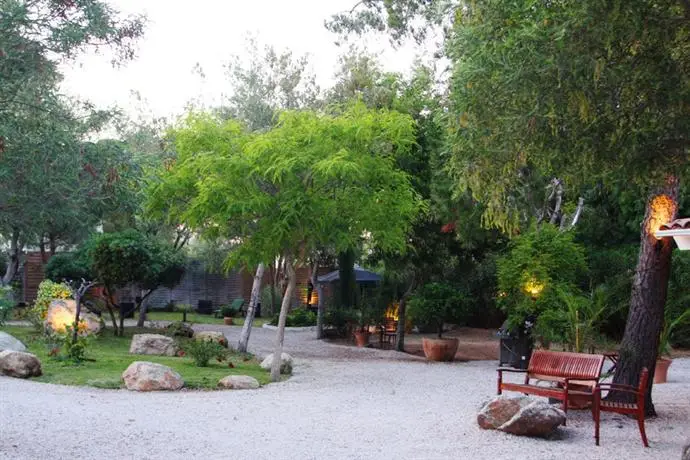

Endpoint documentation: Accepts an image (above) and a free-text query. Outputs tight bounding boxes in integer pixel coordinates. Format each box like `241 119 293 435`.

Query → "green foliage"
270 308 317 327
220 305 239 318
0 286 13 326
1 326 270 389
165 321 194 338
60 325 91 364
260 285 282 318
149 103 422 272
659 308 690 357
666 251 690 349
446 0 689 232
497 226 588 329
407 282 469 338
183 339 228 367
89 229 185 291
324 306 358 337
533 286 618 352
27 281 72 331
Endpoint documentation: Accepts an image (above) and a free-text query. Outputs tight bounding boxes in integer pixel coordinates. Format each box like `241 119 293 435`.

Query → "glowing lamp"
523 278 545 299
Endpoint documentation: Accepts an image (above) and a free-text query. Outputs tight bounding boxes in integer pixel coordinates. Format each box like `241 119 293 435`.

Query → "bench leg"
637 417 649 447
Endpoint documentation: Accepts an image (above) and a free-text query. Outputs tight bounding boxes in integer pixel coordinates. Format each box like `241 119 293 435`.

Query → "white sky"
59 0 426 121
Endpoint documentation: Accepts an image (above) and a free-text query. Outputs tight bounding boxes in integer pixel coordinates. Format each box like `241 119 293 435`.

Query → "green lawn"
143 311 268 327
1 326 271 389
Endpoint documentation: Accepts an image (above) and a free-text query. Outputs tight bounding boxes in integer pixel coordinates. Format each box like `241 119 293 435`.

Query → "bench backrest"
527 350 604 380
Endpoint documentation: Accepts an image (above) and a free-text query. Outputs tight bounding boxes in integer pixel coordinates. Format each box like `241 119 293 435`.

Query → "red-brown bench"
497 350 605 418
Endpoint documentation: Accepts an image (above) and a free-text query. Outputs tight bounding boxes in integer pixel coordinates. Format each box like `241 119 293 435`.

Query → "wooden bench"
497 350 605 418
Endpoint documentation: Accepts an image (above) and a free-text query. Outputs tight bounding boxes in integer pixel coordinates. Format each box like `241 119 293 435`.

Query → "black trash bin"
497 320 533 369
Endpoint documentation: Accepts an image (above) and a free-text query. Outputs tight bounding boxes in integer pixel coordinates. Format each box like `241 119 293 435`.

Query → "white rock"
129 334 178 356
218 375 260 390
260 352 293 374
44 299 103 335
0 331 26 352
0 350 42 378
122 361 183 391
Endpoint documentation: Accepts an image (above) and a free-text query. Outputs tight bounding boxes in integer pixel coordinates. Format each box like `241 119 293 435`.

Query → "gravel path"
1 326 688 460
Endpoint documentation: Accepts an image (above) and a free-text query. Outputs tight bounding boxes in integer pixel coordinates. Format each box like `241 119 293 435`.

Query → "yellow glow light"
385 303 399 321
648 194 676 240
523 278 545 298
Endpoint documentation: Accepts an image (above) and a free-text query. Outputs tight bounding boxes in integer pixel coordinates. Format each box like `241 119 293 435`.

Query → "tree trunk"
395 281 415 352
72 290 82 344
135 290 154 328
1 228 20 287
48 233 57 256
103 286 120 335
612 176 679 416
271 255 296 382
238 263 265 353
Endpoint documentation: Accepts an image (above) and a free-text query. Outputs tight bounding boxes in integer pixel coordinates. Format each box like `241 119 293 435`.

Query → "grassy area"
1 326 271 389
142 311 268 327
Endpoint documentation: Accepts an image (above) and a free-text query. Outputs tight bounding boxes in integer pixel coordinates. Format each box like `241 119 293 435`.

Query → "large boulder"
122 361 184 391
44 299 103 335
478 396 565 438
218 375 260 390
682 439 690 460
260 352 293 375
193 331 228 348
0 331 26 352
477 396 526 430
129 334 178 356
0 350 42 378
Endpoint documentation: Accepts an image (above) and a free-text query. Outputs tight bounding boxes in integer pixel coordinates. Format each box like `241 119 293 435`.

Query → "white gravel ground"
1 326 688 460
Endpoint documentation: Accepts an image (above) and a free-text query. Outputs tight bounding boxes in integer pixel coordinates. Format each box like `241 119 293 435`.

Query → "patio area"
1 326 688 460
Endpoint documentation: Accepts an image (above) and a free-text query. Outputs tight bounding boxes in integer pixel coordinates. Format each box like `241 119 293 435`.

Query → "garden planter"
654 358 672 384
422 337 459 362
223 317 233 326
353 331 370 347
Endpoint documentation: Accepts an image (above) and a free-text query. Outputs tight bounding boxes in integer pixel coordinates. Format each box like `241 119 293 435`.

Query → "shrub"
0 286 13 326
184 339 227 367
220 305 238 318
270 308 317 327
27 280 72 332
408 282 469 338
324 306 357 337
260 285 282 318
48 324 91 364
166 321 194 338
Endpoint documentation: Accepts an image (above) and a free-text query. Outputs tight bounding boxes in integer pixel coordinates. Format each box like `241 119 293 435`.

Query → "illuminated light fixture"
656 218 690 250
523 278 545 298
647 195 676 240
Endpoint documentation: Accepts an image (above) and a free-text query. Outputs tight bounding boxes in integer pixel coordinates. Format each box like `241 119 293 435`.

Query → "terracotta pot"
353 330 370 347
422 337 459 362
654 357 672 384
223 317 233 326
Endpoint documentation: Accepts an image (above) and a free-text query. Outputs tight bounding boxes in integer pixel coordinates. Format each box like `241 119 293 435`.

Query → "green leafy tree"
0 0 145 287
152 103 422 380
46 230 185 335
343 0 690 413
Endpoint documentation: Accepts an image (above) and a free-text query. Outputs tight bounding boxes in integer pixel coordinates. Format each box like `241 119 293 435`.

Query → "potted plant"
220 305 238 326
408 282 467 361
656 308 690 383
352 300 381 348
